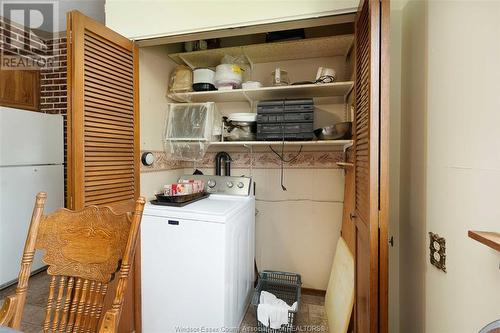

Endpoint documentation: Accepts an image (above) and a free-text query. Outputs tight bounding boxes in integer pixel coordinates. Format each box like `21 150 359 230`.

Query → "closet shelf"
169 34 354 69
468 231 500 252
210 139 353 151
170 81 354 103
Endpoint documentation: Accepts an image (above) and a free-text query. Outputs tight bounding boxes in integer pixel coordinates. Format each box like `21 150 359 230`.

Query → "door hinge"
68 32 72 45
378 210 381 229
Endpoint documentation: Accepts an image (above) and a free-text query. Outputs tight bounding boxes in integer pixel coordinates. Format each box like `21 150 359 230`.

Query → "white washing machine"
141 175 255 333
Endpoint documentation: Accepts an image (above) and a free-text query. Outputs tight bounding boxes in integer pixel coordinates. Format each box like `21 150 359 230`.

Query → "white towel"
257 291 298 329
257 303 289 329
260 291 298 310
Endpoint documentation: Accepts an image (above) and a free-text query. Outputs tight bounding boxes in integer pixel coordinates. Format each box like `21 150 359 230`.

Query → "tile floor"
1 271 329 333
240 293 329 333
0 271 50 333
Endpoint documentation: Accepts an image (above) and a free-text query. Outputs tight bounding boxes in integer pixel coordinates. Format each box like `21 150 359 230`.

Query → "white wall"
400 1 428 332
139 45 184 196
254 168 343 290
425 1 500 331
4 0 104 33
105 0 358 40
400 1 500 332
187 165 345 290
58 0 105 28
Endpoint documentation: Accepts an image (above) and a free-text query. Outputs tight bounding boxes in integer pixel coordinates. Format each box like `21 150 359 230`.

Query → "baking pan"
151 192 210 207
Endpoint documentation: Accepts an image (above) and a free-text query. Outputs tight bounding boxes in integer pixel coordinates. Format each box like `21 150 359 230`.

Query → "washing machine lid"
143 194 253 223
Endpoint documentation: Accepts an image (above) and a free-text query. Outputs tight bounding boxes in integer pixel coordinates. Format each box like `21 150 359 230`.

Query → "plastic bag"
167 65 193 102
164 102 222 161
220 54 252 82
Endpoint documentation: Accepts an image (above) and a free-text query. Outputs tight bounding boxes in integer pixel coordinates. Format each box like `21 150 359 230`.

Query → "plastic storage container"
164 102 222 161
165 102 221 140
251 271 302 333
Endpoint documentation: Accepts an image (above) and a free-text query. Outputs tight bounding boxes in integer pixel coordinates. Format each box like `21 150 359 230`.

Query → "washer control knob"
237 182 244 189
226 181 234 188
207 179 216 188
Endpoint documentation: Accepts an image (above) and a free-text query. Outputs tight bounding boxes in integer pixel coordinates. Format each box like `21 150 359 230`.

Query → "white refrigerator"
0 107 64 288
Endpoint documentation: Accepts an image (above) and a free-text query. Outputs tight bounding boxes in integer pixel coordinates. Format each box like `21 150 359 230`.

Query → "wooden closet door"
352 0 389 332
66 11 139 213
66 11 140 333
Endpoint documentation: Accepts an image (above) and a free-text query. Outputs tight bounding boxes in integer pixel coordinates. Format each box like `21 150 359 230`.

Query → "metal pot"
223 113 257 141
314 122 352 140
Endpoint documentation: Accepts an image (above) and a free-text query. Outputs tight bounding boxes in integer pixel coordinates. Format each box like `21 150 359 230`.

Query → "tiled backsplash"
141 150 344 172
140 151 185 173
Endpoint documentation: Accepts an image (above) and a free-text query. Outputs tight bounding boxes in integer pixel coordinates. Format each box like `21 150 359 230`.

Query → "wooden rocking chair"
0 192 145 332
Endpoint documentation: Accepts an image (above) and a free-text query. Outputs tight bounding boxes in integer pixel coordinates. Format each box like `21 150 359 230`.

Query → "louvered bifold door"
352 0 384 332
67 11 139 213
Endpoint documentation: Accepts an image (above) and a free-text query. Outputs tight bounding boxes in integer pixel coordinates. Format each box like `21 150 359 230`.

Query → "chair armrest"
0 295 18 326
98 310 119 333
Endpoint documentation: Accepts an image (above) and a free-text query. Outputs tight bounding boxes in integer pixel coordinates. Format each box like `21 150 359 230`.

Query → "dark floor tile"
20 322 43 333
239 323 256 331
4 273 330 333
243 295 328 332
301 294 325 306
240 305 257 332
295 303 308 326
0 271 49 332
298 302 309 315
244 306 256 323
308 304 326 320
21 303 46 326
25 278 50 307
25 272 50 294
0 283 17 300
0 271 50 307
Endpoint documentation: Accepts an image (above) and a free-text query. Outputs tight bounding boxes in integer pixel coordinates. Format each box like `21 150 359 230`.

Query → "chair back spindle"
0 192 145 333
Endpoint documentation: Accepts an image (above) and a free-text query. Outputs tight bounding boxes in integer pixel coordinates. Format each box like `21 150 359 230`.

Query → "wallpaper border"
140 150 344 173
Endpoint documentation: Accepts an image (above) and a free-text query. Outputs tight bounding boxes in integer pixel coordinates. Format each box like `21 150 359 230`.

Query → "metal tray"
150 192 210 207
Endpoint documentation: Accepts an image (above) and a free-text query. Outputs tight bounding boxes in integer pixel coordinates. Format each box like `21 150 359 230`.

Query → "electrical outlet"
429 232 446 272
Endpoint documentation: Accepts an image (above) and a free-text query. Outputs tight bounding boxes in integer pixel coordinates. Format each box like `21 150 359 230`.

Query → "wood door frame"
132 44 141 333
65 11 75 209
379 1 390 332
369 3 381 329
